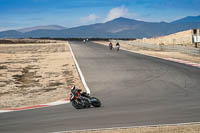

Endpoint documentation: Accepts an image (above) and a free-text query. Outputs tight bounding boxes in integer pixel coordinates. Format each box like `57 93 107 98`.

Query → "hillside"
0 15 200 38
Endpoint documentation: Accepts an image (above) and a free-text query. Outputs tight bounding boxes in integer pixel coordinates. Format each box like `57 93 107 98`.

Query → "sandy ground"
94 41 200 64
0 41 84 109
0 38 59 44
70 123 200 133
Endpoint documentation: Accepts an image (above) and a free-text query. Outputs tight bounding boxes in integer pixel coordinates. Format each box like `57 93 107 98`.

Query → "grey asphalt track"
0 41 200 133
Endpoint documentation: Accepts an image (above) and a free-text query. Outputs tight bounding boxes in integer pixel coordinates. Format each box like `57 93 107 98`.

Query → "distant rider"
116 42 120 51
109 42 113 50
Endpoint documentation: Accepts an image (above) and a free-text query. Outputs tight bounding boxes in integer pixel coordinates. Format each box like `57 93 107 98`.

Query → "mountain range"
0 15 200 39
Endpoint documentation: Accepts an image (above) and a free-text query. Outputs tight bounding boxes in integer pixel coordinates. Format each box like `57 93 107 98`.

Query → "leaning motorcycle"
70 86 101 109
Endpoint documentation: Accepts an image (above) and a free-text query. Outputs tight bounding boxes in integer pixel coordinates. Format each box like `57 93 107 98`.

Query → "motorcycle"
70 86 101 109
116 45 120 51
109 45 113 50
109 43 113 50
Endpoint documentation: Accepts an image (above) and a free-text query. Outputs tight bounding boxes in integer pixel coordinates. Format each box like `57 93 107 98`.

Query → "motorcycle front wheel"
90 97 101 107
71 100 83 109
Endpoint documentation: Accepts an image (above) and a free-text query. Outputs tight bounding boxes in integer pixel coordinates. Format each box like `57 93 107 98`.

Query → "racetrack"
0 41 200 133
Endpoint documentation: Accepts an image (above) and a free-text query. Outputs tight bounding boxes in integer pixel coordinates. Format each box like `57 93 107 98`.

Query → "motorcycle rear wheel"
72 100 83 109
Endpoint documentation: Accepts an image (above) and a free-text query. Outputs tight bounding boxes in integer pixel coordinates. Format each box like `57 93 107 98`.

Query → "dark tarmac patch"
0 65 7 69
12 66 41 89
48 82 64 87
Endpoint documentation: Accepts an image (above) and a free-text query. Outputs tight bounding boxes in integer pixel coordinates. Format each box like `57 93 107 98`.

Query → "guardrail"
111 40 200 55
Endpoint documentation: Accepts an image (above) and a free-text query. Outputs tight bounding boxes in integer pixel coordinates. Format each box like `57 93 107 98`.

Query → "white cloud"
104 6 132 22
0 26 24 32
0 27 12 32
80 13 99 24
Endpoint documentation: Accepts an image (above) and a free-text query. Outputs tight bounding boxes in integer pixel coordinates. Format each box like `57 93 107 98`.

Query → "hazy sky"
0 0 200 31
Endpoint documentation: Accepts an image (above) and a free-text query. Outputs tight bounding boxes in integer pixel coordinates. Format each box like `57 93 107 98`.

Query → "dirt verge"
0 38 59 44
0 41 84 109
70 123 200 133
93 41 200 64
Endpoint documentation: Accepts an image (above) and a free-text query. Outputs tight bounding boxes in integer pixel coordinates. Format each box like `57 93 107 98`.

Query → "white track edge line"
44 100 70 106
53 122 200 133
68 42 91 94
0 110 11 113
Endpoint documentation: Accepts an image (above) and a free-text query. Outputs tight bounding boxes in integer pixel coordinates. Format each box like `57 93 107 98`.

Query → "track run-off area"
0 41 200 133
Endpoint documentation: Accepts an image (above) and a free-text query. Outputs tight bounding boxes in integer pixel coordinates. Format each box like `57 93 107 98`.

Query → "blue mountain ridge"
0 15 200 39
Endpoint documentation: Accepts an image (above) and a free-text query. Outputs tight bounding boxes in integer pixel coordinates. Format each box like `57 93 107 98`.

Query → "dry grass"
69 123 200 133
0 41 84 109
0 38 60 44
94 41 200 64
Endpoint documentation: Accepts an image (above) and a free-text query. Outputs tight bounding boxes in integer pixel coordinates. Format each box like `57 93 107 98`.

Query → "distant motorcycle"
116 42 120 51
109 43 113 50
116 45 120 51
109 46 113 50
70 86 101 109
